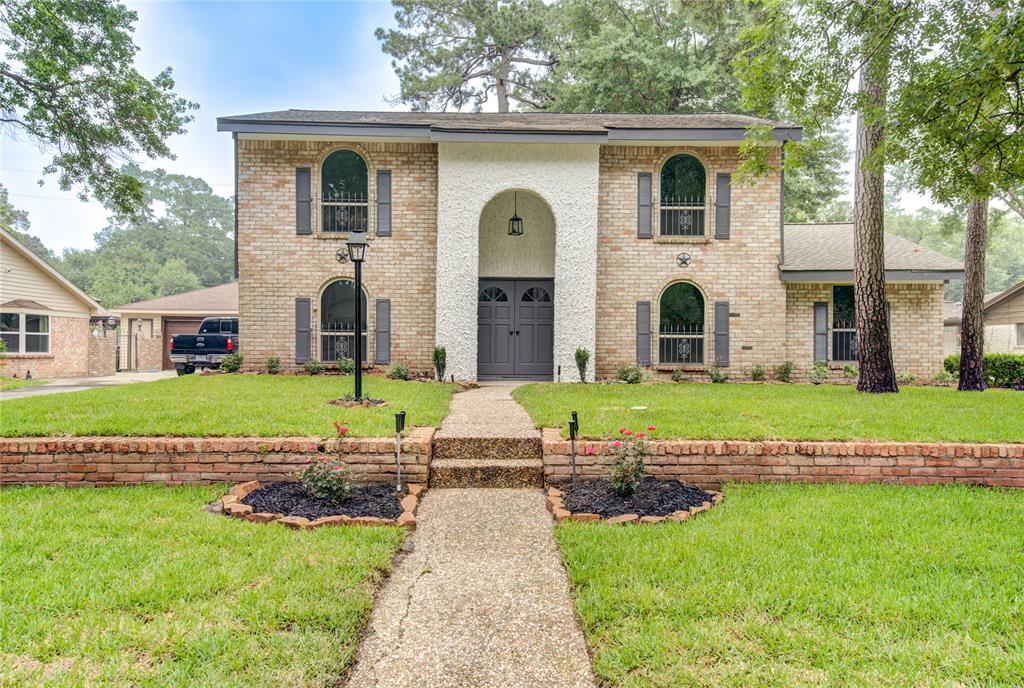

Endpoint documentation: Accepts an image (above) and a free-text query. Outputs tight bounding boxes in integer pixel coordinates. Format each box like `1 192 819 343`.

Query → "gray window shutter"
715 173 731 239
295 167 312 235
714 301 730 367
636 301 651 365
374 299 391 364
637 173 652 239
813 302 828 362
295 298 311 364
376 170 392 236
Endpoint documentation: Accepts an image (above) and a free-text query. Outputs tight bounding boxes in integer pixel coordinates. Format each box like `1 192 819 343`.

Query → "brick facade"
0 428 434 487
2 315 90 379
541 429 1024 489
237 139 437 372
87 329 117 377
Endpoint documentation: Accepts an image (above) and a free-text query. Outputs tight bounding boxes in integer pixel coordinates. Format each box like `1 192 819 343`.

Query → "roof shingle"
782 223 964 275
114 282 238 313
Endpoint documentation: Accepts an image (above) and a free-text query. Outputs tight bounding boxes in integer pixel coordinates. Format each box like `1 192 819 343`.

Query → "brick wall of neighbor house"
135 337 164 371
595 146 786 377
785 282 945 379
237 139 438 372
2 315 90 379
944 322 961 356
0 428 435 487
87 329 117 376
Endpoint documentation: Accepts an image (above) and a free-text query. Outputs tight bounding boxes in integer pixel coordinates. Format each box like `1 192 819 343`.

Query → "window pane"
321 150 368 200
25 314 48 333
0 313 18 332
26 334 49 353
659 283 705 365
832 286 855 327
660 155 706 203
1 332 18 353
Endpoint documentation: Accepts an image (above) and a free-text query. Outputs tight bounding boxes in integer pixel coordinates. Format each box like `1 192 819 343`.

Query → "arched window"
320 279 367 362
659 282 705 364
321 150 368 232
660 154 706 237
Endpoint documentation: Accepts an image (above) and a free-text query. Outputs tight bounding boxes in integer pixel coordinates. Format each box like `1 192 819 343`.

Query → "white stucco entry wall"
435 141 600 381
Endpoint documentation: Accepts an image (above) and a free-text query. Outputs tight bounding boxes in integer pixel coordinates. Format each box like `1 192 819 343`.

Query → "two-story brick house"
217 111 962 381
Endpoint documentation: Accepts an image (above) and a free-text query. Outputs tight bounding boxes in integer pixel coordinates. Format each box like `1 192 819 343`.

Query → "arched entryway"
476 189 555 379
320 279 367 362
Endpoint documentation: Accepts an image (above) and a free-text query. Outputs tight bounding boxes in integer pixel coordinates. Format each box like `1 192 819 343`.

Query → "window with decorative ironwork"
659 154 706 237
659 283 704 364
320 280 367 362
320 150 368 233
832 286 856 361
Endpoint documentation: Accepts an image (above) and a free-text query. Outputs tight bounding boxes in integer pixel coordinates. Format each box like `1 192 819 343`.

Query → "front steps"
429 436 543 487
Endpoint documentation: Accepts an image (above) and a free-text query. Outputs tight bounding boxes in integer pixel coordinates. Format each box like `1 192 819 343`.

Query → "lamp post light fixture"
345 230 368 399
508 191 524 236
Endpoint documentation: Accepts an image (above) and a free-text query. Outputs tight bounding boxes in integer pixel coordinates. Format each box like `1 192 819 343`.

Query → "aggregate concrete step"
429 457 544 488
432 436 542 464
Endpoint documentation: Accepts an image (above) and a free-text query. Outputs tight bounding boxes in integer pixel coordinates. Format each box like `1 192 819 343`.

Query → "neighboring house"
217 110 963 381
114 282 239 371
0 228 114 378
944 281 1024 356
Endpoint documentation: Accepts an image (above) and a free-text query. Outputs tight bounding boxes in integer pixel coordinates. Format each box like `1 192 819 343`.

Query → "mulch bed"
242 481 402 520
328 396 387 407
561 477 714 518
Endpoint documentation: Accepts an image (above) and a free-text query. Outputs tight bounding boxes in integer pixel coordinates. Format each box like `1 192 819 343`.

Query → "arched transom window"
321 149 368 233
660 154 706 237
659 282 705 364
320 279 367 362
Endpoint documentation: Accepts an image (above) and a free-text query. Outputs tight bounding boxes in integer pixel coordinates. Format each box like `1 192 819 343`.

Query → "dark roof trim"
429 128 608 144
217 120 432 138
779 269 964 282
606 127 802 142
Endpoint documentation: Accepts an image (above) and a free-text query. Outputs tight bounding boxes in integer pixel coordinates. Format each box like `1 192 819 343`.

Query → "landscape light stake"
568 416 579 488
394 411 406 491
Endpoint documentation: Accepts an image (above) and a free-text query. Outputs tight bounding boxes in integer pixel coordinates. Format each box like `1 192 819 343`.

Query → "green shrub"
296 457 354 504
220 353 243 373
302 360 325 375
337 357 356 374
574 348 590 383
933 369 956 384
618 365 644 384
809 361 829 385
708 366 729 384
608 430 649 497
671 368 685 383
774 360 794 382
432 346 447 381
896 371 917 385
264 356 282 375
842 364 858 379
943 353 1024 387
750 364 766 382
387 363 412 381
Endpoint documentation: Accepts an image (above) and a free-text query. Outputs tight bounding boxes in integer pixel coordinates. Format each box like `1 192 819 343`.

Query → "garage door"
162 318 204 369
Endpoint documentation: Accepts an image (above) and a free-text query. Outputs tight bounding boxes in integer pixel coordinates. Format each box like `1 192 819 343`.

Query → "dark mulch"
328 396 387 407
241 481 403 520
561 477 713 518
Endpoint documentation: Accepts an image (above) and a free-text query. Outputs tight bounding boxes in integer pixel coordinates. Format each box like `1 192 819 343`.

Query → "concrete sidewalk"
435 382 540 439
345 488 596 688
0 370 175 401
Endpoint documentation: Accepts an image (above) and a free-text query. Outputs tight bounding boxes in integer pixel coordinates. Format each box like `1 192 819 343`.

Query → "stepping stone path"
346 488 596 688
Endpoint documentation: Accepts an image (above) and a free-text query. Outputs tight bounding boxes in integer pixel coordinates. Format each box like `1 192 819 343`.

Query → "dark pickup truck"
169 317 239 375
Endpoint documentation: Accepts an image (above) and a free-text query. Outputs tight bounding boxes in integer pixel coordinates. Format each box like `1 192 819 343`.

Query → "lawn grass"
0 486 404 687
556 483 1024 688
0 374 455 437
0 376 48 391
513 382 1024 443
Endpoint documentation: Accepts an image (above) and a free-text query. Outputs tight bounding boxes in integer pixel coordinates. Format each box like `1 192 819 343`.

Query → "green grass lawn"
557 483 1024 688
514 382 1024 443
0 486 404 687
0 376 48 391
0 374 455 437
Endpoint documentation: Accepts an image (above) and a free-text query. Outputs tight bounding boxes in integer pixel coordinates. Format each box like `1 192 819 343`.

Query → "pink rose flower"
647 425 656 431
611 440 623 447
636 432 645 438
618 427 627 434
586 447 596 456
623 430 633 436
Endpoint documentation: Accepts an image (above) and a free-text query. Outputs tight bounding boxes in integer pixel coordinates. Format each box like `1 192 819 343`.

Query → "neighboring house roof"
114 282 238 316
981 279 1024 313
218 110 802 143
780 223 965 282
0 228 105 315
944 283 1024 325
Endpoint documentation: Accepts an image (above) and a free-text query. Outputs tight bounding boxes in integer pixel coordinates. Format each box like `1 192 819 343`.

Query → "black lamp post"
346 230 368 399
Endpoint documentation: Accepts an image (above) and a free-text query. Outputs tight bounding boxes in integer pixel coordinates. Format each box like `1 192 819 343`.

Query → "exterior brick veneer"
0 427 434 487
541 429 1024 489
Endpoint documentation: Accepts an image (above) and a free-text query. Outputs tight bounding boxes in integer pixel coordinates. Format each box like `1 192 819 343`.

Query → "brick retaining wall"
541 429 1024 489
0 428 434 487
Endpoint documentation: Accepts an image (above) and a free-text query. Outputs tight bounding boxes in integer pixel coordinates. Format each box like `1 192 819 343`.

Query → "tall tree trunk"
959 191 989 391
496 56 510 113
853 39 898 393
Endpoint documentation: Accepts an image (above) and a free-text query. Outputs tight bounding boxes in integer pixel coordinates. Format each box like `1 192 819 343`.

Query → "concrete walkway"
436 382 539 439
0 370 175 401
346 488 596 688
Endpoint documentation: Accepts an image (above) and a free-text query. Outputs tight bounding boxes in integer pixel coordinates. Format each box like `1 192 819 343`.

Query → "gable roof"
944 281 1024 324
980 279 1024 312
780 223 964 281
218 110 802 144
0 228 104 314
114 282 238 315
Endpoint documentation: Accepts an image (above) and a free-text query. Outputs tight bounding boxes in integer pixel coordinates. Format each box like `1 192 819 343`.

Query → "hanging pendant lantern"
508 191 524 236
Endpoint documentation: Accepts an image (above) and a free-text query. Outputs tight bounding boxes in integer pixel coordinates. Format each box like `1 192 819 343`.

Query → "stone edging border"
217 480 424 529
544 485 724 524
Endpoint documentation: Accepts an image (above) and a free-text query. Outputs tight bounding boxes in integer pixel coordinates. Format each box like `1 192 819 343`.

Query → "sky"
2 0 927 254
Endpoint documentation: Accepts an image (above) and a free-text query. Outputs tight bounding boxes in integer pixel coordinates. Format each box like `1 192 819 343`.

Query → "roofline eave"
779 268 964 282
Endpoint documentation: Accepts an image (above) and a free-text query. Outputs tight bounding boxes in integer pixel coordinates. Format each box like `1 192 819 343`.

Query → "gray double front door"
477 279 554 379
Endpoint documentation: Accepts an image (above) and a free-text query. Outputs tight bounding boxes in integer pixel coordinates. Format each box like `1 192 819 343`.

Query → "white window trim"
1016 323 1024 347
0 312 51 355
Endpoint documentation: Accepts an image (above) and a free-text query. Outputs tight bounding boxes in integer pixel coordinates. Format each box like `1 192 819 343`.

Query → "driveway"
0 371 176 401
